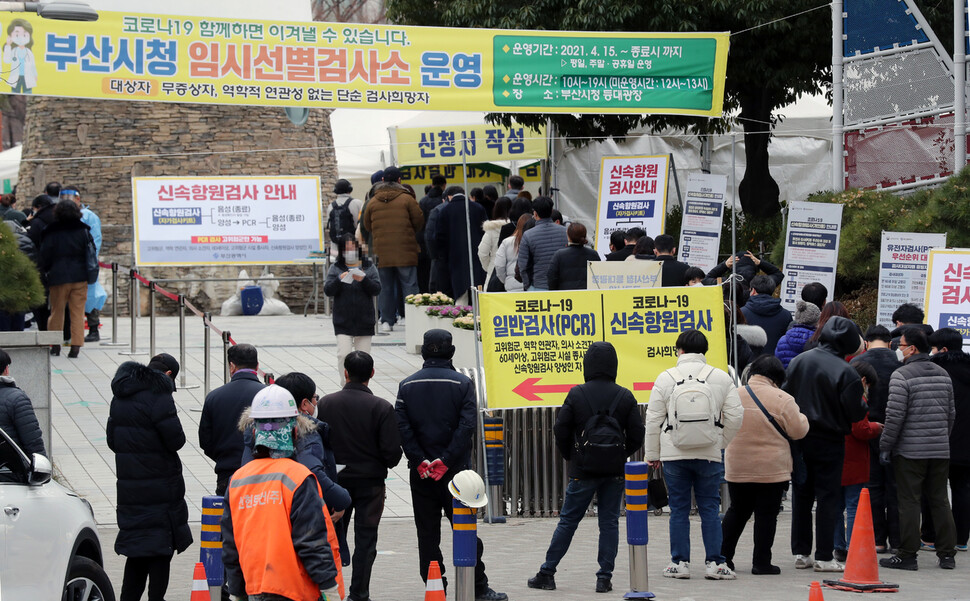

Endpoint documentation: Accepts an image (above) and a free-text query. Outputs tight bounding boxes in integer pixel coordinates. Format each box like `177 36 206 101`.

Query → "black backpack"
575 388 627 473
328 197 356 243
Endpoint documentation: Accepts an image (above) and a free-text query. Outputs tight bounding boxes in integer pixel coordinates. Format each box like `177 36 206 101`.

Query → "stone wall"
18 98 337 315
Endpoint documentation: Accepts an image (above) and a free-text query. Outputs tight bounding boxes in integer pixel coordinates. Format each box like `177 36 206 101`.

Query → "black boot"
68 345 80 358
84 309 100 342
50 345 60 356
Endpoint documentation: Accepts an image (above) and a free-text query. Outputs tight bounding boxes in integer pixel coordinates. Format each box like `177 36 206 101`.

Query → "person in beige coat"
721 355 809 575
645 330 743 581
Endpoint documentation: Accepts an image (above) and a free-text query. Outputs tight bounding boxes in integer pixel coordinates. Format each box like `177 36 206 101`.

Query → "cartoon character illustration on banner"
3 18 37 94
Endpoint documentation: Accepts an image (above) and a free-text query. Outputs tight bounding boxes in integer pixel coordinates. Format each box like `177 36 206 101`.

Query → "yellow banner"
396 123 546 166
480 286 727 409
2 11 728 115
401 163 541 187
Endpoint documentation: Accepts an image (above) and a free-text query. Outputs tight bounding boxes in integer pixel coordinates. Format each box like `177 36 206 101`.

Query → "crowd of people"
0 182 106 357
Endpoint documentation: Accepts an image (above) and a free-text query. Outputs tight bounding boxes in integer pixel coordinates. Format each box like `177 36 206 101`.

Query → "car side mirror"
29 453 52 486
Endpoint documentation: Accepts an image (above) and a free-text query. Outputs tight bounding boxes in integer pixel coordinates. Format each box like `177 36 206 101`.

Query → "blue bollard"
200 495 224 599
483 416 506 523
453 498 477 601
624 462 655 599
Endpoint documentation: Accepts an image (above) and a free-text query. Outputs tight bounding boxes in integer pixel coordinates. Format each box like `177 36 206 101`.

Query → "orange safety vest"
229 458 335 601
322 495 345 599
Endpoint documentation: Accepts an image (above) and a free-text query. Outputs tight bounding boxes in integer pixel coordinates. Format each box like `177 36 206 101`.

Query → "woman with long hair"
494 214 534 292
478 197 512 290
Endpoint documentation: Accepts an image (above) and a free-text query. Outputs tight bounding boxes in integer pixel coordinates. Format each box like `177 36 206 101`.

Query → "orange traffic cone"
190 562 208 601
425 561 446 601
809 581 825 601
823 488 899 593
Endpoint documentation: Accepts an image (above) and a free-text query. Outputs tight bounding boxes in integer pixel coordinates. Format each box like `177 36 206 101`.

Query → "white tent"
0 145 21 193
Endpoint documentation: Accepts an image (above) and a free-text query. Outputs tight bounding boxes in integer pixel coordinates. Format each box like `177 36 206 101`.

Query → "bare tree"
312 0 386 23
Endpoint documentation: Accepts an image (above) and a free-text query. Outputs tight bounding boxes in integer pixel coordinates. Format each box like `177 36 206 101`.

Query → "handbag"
647 464 668 509
486 267 505 292
84 233 100 285
744 385 806 487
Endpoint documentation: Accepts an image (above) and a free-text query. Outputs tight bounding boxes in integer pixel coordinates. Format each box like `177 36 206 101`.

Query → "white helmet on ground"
250 384 299 419
448 470 488 508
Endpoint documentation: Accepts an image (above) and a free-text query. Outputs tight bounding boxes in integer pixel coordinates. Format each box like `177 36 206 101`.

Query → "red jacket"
842 406 882 486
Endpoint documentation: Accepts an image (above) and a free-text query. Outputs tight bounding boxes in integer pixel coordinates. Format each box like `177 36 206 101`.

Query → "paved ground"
43 313 970 600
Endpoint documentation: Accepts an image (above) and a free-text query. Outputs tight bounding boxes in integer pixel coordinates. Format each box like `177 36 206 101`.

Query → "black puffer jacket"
554 342 645 479
38 218 90 286
199 370 265 478
7 221 37 263
547 244 600 290
783 316 868 442
323 259 381 336
25 202 54 247
931 350 970 465
106 361 192 558
0 377 46 456
395 357 476 471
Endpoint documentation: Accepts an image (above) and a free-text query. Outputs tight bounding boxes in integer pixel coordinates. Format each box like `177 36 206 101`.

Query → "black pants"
119 555 173 601
409 467 487 593
216 472 232 497
721 481 786 568
868 437 900 548
338 481 386 601
894 456 956 557
791 437 844 561
919 463 970 547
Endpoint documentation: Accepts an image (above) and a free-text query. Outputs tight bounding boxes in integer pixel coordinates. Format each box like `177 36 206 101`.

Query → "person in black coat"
651 234 692 287
324 234 381 382
199 343 265 495
434 187 487 303
547 222 600 290
38 199 91 356
529 341 644 592
25 194 55 247
604 229 633 261
0 349 45 456
106 354 192 601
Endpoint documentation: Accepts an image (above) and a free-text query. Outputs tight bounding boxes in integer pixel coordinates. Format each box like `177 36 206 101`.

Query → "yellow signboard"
2 11 728 115
396 123 546 166
480 286 727 409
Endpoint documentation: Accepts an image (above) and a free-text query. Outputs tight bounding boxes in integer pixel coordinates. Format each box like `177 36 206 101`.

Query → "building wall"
18 97 337 314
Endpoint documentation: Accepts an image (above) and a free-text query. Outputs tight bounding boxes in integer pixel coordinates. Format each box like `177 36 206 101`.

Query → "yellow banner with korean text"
1 11 728 114
401 162 541 187
479 286 727 409
396 123 547 165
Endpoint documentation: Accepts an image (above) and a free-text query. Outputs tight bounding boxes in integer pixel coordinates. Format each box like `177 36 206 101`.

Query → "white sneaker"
813 559 844 572
705 561 736 580
397 317 406 325
663 561 690 579
380 322 392 333
794 555 812 569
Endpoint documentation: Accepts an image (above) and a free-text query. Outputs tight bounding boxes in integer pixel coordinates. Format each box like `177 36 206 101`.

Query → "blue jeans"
664 459 725 564
835 483 864 551
540 476 624 579
378 266 418 326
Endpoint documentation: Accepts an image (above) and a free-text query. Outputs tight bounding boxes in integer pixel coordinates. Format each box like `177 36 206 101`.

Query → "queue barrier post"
203 312 211 396
200 495 224 601
148 282 157 358
624 461 654 599
177 295 200 390
483 416 506 523
119 268 145 356
222 331 231 384
101 263 127 347
452 498 477 601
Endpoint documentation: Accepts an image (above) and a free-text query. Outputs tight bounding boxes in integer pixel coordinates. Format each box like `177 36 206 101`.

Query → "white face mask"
344 250 359 264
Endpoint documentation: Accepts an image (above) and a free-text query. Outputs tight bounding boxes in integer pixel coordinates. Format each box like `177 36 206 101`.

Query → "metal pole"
176 295 200 390
956 0 967 171
624 462 654 599
203 312 211 396
118 268 143 356
452 498 477 601
832 0 844 191
730 135 739 381
148 282 156 358
101 263 126 346
222 330 231 384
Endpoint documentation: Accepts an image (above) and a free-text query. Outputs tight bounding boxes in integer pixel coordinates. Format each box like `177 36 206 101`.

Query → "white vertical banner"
781 201 844 313
678 172 727 272
876 231 947 327
925 249 970 346
594 155 670 254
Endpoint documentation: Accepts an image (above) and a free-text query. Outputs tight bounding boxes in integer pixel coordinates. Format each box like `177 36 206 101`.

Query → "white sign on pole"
132 176 323 266
925 249 970 345
594 155 669 254
587 260 663 290
876 231 947 327
678 173 727 272
781 201 844 313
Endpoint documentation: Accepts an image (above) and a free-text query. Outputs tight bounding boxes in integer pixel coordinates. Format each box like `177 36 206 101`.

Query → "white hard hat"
448 470 488 508
250 384 299 419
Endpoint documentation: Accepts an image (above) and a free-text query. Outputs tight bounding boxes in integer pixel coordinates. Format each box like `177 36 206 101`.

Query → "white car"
0 426 115 601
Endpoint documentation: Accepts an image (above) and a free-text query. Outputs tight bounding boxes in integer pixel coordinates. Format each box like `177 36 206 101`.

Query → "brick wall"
18 97 337 315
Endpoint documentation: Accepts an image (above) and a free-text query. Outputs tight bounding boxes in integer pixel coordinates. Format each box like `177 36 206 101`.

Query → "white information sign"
678 173 727 272
925 249 970 346
587 260 663 290
594 155 669 254
781 201 844 313
876 231 946 327
132 176 323 266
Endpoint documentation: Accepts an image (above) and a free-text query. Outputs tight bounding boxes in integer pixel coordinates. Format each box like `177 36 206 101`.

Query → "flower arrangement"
452 314 479 330
425 304 474 318
405 292 454 306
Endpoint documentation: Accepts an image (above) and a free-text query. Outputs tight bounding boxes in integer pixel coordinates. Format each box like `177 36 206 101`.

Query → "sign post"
876 231 946 327
924 249 970 346
678 173 727 272
594 155 670 254
780 201 844 313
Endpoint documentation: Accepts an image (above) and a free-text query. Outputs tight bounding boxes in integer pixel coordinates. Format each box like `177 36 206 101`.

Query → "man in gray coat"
879 327 957 570
516 196 567 291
